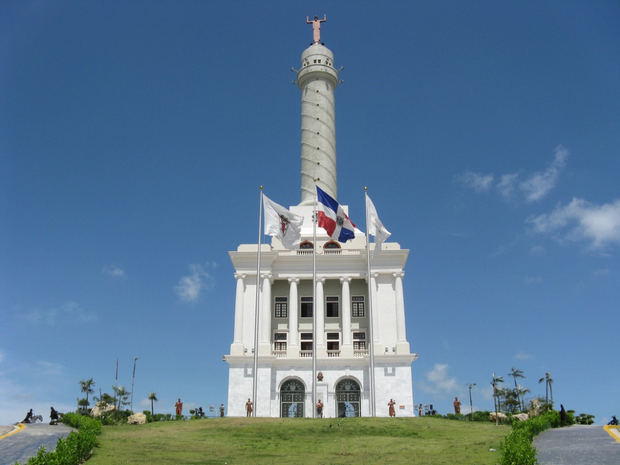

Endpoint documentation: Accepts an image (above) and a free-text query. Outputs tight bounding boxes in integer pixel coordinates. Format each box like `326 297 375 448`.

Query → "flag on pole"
316 186 356 242
263 194 304 249
365 193 391 254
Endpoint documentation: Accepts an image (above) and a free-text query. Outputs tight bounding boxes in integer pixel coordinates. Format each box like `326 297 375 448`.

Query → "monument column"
393 272 410 354
231 273 245 356
259 274 273 354
340 277 352 357
288 278 299 356
316 278 325 352
297 20 339 205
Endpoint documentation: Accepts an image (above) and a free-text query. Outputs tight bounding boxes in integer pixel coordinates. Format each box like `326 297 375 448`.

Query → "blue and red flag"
316 186 356 242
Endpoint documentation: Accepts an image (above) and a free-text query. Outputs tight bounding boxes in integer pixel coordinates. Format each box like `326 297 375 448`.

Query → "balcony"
327 350 341 358
354 349 369 358
272 349 287 358
299 350 313 358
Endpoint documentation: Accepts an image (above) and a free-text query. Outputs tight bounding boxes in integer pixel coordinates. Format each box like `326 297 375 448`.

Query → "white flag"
365 194 391 254
263 194 304 249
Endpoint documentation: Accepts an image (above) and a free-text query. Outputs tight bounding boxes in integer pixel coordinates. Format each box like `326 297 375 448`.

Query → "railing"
290 249 361 256
296 250 313 255
353 349 369 358
299 350 313 358
272 349 287 358
327 350 341 358
323 249 341 255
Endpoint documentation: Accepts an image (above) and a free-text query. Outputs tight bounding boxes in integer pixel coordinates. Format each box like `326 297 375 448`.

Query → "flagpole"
312 180 318 418
364 187 377 417
252 186 264 417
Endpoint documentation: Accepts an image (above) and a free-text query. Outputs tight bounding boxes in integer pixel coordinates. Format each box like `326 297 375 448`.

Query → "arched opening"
299 241 314 249
335 378 361 417
323 241 341 249
280 378 305 417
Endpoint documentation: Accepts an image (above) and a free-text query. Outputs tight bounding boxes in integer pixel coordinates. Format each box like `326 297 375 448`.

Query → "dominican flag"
316 186 356 242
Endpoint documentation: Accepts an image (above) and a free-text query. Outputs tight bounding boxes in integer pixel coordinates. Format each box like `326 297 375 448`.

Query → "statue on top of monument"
306 15 327 44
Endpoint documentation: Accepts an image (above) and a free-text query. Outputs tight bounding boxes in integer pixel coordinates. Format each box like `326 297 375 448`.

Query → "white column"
259 274 272 354
316 278 325 349
340 277 352 356
371 273 380 343
288 278 299 351
393 272 410 354
231 273 245 355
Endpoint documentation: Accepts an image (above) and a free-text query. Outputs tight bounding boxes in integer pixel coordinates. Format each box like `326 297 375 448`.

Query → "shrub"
142 410 153 423
16 414 102 465
575 413 595 425
500 410 563 465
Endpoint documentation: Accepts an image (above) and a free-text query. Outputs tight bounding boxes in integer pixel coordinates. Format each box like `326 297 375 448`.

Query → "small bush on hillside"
575 413 595 425
142 410 153 423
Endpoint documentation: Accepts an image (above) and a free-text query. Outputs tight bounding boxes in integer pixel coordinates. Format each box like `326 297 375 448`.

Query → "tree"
148 392 158 417
79 378 96 410
517 386 531 412
538 372 554 409
491 373 504 425
113 385 131 411
508 368 525 411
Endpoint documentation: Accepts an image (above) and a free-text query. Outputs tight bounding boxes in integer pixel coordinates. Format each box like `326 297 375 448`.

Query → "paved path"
0 424 74 465
534 424 620 465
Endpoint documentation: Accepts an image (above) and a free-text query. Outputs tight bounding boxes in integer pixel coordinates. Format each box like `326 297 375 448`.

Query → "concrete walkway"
0 423 74 465
534 424 620 465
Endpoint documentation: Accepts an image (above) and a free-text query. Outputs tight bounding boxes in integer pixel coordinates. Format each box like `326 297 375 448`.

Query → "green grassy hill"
87 417 508 465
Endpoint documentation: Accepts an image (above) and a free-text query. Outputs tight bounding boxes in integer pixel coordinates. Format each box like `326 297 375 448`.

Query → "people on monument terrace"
220 403 225 417
175 398 183 416
388 399 396 417
608 415 618 426
246 398 253 417
453 397 461 415
418 403 423 417
316 399 324 418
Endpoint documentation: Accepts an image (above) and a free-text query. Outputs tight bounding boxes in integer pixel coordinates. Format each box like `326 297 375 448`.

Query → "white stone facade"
223 34 418 418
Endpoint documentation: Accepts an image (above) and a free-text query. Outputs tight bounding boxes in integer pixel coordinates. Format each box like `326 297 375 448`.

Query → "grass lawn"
87 417 508 465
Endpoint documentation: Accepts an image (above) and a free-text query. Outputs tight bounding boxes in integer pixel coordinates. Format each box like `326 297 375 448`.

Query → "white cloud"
424 363 459 394
514 351 532 361
457 145 568 202
527 198 620 249
529 245 545 255
102 265 126 277
524 276 542 285
497 173 519 199
456 171 494 192
519 145 568 202
21 301 96 326
174 263 216 303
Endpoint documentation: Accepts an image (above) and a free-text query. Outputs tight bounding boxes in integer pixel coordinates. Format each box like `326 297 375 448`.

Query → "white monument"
223 17 418 418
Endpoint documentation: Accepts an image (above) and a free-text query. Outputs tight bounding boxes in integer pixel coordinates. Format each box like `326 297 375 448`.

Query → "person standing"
316 399 324 418
453 397 461 415
219 404 225 417
175 398 183 416
388 399 396 417
245 398 253 417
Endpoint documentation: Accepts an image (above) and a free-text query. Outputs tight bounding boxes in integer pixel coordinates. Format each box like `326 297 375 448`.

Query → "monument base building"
223 20 418 418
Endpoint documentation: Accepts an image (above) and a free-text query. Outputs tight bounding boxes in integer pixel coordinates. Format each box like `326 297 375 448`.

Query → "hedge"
15 413 102 465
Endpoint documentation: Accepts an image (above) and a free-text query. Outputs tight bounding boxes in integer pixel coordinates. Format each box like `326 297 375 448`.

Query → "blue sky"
1 1 619 425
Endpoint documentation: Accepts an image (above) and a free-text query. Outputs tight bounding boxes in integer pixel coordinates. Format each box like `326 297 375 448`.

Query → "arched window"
299 241 314 249
335 378 361 417
323 241 341 249
280 379 305 417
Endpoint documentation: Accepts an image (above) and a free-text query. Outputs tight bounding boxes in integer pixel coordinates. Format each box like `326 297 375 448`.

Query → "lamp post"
130 356 139 412
467 383 476 421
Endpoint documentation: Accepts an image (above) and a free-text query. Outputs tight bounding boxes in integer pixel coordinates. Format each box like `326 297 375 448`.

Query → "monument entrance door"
336 378 361 417
280 379 305 417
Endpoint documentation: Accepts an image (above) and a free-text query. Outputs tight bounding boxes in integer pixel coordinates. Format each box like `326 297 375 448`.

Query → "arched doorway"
280 379 305 417
335 378 361 417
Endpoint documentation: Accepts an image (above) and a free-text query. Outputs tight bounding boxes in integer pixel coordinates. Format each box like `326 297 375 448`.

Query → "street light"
467 383 476 421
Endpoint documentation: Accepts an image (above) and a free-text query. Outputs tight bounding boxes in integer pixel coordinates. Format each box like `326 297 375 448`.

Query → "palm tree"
148 392 158 417
517 386 531 412
508 368 525 411
491 373 504 425
114 385 131 411
79 378 95 409
538 372 553 408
